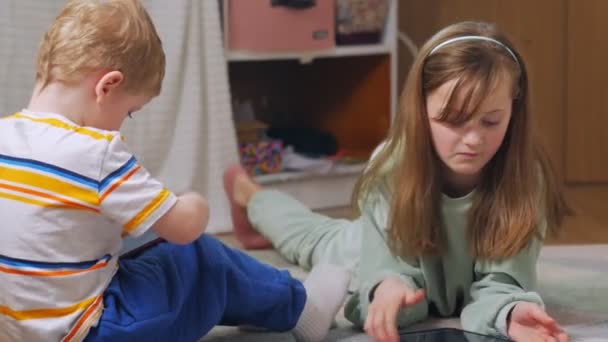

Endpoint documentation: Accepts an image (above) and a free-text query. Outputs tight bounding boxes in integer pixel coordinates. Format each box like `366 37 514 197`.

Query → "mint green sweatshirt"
343 172 546 338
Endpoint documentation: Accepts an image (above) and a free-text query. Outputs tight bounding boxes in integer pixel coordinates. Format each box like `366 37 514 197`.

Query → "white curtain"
0 0 238 234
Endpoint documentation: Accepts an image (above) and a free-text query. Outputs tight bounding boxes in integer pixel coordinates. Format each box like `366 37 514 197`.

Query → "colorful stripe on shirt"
62 295 103 342
0 153 143 211
0 154 98 189
0 254 112 277
0 173 98 210
0 154 99 211
99 156 137 192
5 113 116 142
124 188 172 234
99 165 141 204
0 182 99 213
0 295 99 321
98 156 140 199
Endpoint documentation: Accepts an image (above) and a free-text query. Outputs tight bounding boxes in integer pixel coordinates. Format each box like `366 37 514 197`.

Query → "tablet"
120 229 163 258
400 328 509 341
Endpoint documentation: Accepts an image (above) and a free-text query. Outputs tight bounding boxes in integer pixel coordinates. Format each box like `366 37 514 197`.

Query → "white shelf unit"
223 0 398 210
226 42 392 63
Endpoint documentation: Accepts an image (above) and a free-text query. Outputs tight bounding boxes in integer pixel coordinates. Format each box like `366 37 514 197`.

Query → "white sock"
292 263 351 342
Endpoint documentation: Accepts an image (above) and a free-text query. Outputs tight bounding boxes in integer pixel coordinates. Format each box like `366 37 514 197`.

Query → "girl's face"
426 77 513 194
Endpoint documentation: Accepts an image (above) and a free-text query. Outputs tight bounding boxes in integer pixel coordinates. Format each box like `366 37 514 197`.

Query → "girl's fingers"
384 301 400 342
366 302 401 342
402 289 425 306
364 306 377 336
373 307 387 341
363 307 372 332
530 306 556 327
554 331 569 342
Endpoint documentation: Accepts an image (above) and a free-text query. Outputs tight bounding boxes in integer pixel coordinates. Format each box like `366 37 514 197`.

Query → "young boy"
0 1 350 341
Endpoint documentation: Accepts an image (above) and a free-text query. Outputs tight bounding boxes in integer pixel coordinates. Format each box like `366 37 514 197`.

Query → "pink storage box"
226 0 335 52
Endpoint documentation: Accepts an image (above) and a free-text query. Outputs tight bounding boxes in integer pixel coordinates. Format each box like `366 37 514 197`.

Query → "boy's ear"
95 71 124 103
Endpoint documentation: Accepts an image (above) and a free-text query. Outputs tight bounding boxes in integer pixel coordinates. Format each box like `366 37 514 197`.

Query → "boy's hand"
507 302 568 342
364 276 425 342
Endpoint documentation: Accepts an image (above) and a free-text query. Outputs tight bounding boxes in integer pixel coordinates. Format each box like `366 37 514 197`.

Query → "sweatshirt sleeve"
345 186 429 328
461 222 546 338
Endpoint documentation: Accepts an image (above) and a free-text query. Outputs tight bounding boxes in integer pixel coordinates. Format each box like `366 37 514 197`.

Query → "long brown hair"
352 21 569 259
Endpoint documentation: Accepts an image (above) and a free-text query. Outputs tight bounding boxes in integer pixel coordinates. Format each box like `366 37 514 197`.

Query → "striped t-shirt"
0 111 177 341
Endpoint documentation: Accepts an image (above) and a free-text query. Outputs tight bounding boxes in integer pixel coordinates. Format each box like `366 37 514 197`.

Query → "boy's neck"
27 82 93 126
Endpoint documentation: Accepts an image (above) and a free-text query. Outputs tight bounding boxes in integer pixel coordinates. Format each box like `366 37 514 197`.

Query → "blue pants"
85 235 307 342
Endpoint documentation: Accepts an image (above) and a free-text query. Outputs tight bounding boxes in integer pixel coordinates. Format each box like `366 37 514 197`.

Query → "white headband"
429 36 520 68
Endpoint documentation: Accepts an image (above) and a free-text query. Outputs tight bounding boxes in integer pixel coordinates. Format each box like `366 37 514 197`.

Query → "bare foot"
232 172 260 207
223 164 272 249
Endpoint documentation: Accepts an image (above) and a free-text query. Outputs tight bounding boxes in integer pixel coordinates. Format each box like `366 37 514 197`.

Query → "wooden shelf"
254 164 365 210
223 0 398 210
254 163 366 185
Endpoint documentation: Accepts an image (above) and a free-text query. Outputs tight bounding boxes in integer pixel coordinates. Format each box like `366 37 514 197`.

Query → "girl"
224 21 569 342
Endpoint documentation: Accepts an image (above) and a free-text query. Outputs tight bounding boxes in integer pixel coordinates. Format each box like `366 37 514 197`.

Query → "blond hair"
353 21 569 259
36 0 165 95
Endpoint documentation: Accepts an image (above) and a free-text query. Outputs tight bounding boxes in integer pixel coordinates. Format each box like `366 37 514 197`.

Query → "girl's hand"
507 302 568 342
364 276 425 342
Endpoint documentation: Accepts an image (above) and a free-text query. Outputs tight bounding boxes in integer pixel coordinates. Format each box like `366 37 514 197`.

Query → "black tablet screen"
400 328 510 342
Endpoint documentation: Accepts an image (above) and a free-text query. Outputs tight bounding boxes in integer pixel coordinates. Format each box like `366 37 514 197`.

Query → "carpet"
202 239 608 341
